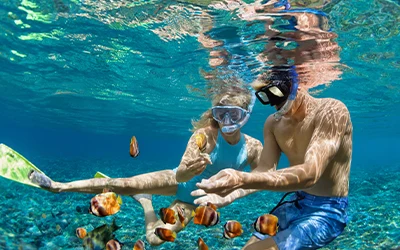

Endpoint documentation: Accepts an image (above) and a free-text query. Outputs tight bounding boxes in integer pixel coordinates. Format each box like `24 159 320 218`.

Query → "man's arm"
242 101 350 191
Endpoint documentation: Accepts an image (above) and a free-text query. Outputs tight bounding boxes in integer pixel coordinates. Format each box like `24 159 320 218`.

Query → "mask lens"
257 91 269 103
228 109 242 122
268 86 284 97
212 107 246 123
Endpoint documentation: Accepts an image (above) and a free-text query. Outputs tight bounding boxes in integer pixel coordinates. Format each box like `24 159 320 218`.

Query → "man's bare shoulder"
314 98 352 131
316 98 350 117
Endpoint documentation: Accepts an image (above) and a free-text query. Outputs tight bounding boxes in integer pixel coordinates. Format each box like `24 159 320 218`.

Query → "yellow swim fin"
94 171 110 178
0 144 53 189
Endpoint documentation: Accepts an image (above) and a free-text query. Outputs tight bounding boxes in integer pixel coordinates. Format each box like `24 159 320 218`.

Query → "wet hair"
191 86 252 132
252 66 294 91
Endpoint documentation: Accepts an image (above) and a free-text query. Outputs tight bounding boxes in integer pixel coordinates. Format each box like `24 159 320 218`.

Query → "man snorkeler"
193 66 352 250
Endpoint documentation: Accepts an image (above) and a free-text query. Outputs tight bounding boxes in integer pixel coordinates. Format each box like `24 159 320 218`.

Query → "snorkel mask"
255 66 299 121
211 94 256 134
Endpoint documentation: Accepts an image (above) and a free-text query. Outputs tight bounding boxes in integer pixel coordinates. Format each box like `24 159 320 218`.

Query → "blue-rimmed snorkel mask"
211 94 256 134
255 66 299 121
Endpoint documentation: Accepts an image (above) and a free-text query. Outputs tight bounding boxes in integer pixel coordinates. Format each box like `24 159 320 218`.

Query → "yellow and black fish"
197 237 209 250
76 227 87 239
195 133 207 152
106 239 123 250
133 239 145 250
154 228 177 242
81 219 121 250
223 220 243 239
89 191 123 217
159 208 178 225
130 136 140 157
176 205 186 227
253 214 279 236
192 203 220 227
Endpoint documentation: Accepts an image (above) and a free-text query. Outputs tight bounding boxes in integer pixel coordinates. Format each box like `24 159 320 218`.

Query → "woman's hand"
191 192 231 208
176 153 212 182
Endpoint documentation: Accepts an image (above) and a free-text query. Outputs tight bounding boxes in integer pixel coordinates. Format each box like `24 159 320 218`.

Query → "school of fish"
73 135 280 249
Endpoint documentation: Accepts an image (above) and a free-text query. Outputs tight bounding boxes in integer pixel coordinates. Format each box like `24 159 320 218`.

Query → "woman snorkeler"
28 87 263 246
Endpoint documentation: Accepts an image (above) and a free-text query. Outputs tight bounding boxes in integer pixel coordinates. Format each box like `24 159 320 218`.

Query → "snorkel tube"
273 66 299 121
221 93 256 133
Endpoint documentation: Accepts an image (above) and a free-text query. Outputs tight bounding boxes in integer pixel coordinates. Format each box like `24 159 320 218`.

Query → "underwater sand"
0 157 399 250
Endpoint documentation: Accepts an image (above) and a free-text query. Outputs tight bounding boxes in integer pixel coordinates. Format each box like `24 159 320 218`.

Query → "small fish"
159 208 178 225
176 205 186 226
130 136 140 157
133 239 145 250
192 203 220 227
154 228 177 242
82 219 121 250
76 227 87 239
55 224 62 233
253 214 279 236
197 237 209 250
223 220 243 239
195 133 207 152
89 192 123 217
106 239 123 250
206 202 217 211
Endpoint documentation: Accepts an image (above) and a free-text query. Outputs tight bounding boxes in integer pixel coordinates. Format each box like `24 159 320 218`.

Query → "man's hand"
195 168 244 196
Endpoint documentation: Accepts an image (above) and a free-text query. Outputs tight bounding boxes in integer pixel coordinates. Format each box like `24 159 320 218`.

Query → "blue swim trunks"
253 191 348 249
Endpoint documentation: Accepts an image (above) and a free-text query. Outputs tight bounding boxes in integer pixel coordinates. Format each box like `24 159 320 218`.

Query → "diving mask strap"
221 93 256 133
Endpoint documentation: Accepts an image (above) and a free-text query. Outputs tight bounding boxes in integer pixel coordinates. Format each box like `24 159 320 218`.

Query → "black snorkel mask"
255 79 292 107
254 66 299 121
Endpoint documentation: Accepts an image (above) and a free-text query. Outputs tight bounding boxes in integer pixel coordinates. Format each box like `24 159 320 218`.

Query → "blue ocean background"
1 0 400 249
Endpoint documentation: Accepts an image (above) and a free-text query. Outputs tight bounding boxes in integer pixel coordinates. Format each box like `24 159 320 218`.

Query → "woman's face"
211 102 249 135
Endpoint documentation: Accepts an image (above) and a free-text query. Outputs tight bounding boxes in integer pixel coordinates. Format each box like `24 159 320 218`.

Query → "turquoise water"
1 0 400 249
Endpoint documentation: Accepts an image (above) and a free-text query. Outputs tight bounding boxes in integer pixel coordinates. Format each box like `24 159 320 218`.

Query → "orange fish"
105 239 123 250
197 237 209 250
253 214 279 236
154 228 177 242
223 220 243 239
195 133 207 152
176 205 186 226
133 239 145 250
192 203 220 227
76 227 87 239
89 192 123 217
130 136 139 157
159 208 177 225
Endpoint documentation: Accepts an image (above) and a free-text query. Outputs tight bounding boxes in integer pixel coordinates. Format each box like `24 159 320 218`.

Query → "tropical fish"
195 133 207 152
154 228 177 242
76 227 87 239
223 220 243 239
159 208 178 225
82 219 121 250
176 205 186 226
197 237 209 250
105 239 123 250
89 191 123 217
133 239 145 250
253 214 279 236
192 203 220 227
130 136 140 157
